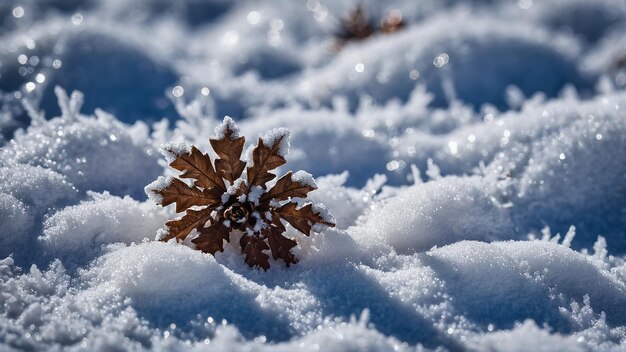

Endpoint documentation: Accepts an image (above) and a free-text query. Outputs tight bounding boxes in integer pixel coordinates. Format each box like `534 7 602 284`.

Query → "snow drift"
1 0 626 351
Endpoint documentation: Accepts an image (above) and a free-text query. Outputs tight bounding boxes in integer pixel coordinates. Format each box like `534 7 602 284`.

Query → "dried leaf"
240 235 270 270
150 117 335 270
336 5 374 43
169 145 226 192
264 227 297 266
278 202 334 236
210 130 246 184
155 178 220 213
261 171 316 203
379 10 405 34
162 208 213 242
247 136 287 188
270 210 286 231
192 221 231 254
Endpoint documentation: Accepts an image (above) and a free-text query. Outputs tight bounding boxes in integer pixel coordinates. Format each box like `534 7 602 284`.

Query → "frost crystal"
144 176 173 204
261 127 290 156
213 116 240 140
160 143 190 163
291 170 316 189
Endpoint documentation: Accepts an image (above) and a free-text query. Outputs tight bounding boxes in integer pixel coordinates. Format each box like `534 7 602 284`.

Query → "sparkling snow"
1 0 626 351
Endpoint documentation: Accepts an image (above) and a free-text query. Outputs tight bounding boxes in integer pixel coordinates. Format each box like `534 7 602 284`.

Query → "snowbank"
1 0 626 350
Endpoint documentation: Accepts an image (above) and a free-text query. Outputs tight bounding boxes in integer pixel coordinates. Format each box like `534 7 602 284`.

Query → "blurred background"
2 0 625 133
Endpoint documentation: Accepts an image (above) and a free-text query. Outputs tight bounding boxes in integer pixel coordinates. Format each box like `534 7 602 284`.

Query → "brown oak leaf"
240 235 270 270
210 119 246 184
154 177 219 213
335 4 375 45
161 208 213 242
260 171 316 203
192 221 231 254
146 117 335 270
277 202 334 236
247 129 289 188
166 145 226 193
264 226 298 266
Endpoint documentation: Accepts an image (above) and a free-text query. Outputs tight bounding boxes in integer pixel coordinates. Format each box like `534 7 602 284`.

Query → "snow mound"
0 164 76 262
306 172 382 229
82 242 296 340
356 176 514 253
1 96 161 199
39 193 166 266
427 240 626 330
297 14 587 110
2 0 626 350
0 164 76 213
470 320 584 352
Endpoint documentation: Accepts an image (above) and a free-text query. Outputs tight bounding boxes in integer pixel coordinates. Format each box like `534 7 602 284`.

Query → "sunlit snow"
1 0 626 351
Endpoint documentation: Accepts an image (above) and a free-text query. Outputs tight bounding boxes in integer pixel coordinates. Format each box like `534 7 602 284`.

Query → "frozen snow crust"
2 0 626 351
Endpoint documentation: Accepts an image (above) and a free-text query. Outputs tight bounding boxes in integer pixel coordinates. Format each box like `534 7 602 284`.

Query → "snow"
356 176 513 254
222 178 247 203
1 0 626 351
291 170 317 189
260 127 290 156
160 143 191 164
247 185 264 205
144 175 173 205
39 192 167 267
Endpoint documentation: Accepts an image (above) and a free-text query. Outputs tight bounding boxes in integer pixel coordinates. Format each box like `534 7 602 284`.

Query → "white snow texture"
1 0 626 351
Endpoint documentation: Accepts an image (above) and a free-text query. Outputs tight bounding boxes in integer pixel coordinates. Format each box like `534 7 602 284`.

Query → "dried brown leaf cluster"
334 5 406 48
146 117 335 270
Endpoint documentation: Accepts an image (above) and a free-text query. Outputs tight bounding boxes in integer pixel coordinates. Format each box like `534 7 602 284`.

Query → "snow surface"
1 0 626 351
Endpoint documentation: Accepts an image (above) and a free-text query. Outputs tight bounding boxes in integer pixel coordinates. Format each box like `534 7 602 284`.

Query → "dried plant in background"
333 4 406 49
379 9 406 34
146 117 335 270
334 5 375 46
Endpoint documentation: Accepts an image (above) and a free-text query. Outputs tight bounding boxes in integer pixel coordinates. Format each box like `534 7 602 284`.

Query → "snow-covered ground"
1 0 626 350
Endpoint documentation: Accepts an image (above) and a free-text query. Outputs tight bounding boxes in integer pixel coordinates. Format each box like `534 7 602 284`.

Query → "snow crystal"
311 202 335 226
251 212 266 233
0 193 34 260
356 176 513 253
260 127 290 156
159 142 190 163
0 97 162 199
247 185 264 205
55 86 84 121
2 0 626 350
291 170 317 189
222 178 246 204
212 116 241 140
144 176 173 204
40 192 167 266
